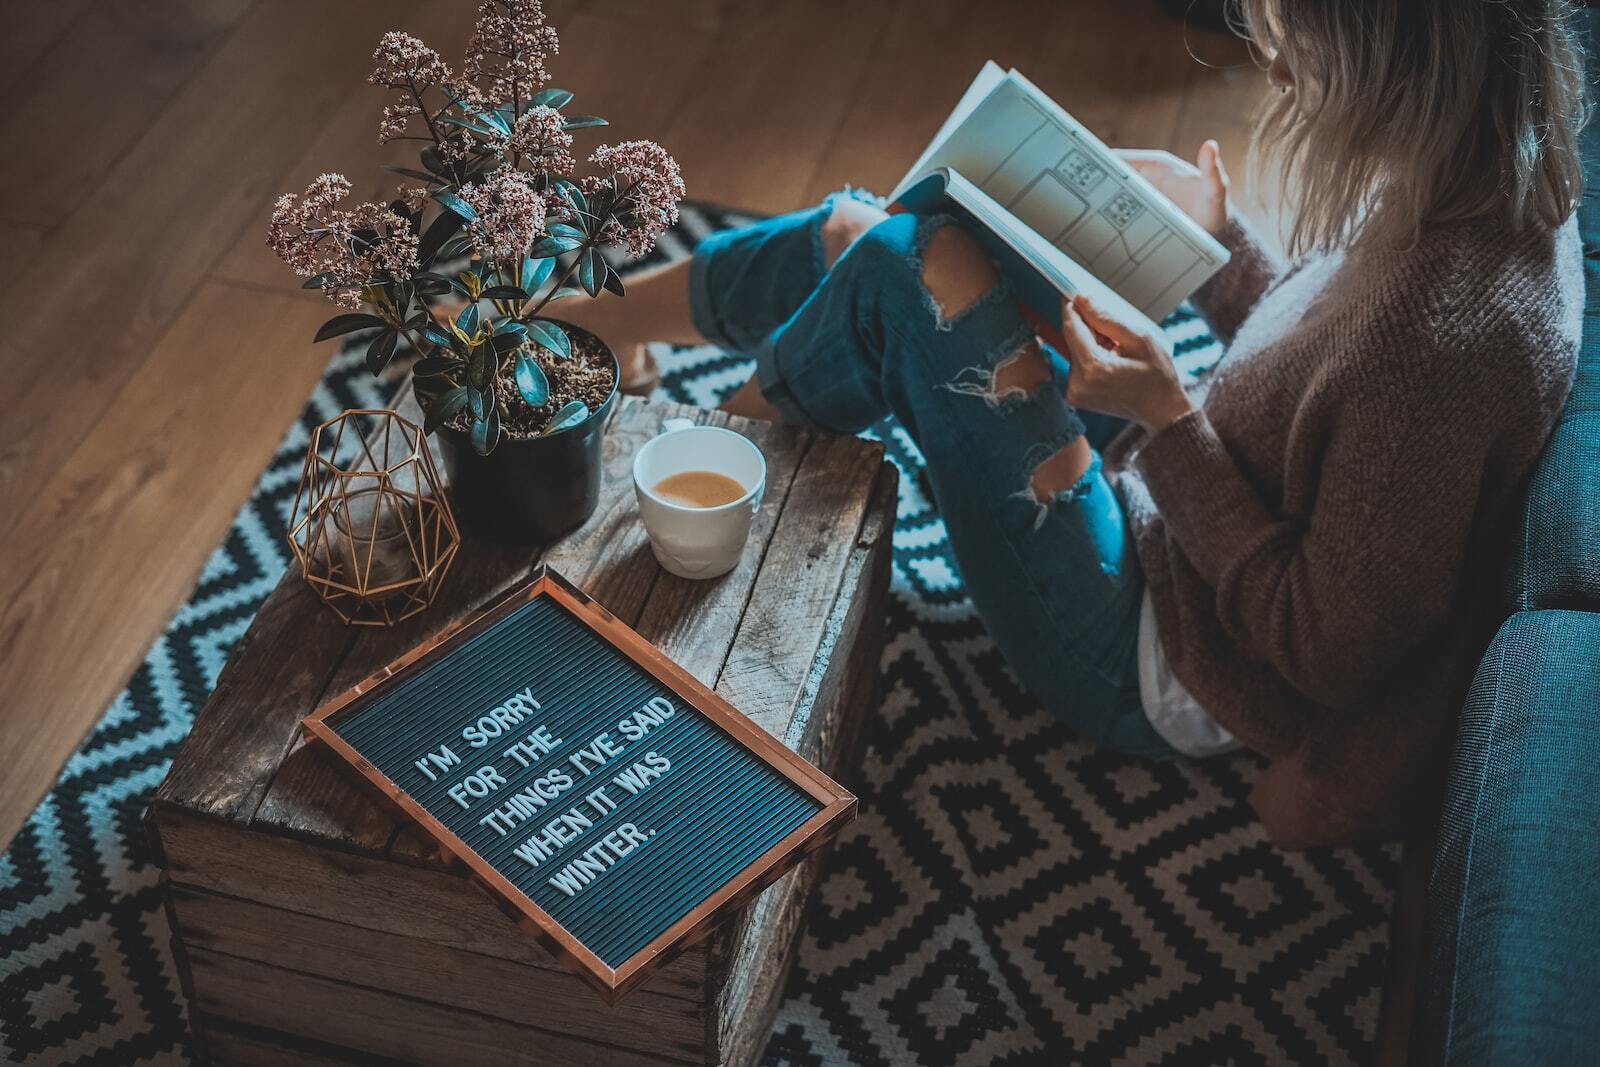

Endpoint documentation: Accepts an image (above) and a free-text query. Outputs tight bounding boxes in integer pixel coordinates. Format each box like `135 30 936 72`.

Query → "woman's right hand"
1115 140 1231 239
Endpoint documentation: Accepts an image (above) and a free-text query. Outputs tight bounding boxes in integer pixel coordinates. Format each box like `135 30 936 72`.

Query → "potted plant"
266 1 684 543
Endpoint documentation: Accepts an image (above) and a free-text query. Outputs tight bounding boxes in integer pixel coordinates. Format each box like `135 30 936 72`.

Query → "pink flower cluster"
458 170 550 264
369 31 449 89
464 0 559 105
500 106 574 173
266 174 419 309
589 141 685 258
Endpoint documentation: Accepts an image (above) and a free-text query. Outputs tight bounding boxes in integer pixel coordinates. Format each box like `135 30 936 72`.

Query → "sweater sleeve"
1133 363 1496 709
1190 214 1281 345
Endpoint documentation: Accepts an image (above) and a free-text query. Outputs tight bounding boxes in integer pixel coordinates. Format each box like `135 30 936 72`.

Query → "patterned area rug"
1 203 1397 1066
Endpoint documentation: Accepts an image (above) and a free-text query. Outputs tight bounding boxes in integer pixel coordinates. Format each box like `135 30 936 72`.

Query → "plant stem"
518 180 639 321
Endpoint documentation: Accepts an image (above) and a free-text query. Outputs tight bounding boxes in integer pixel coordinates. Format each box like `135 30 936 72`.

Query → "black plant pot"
436 321 619 545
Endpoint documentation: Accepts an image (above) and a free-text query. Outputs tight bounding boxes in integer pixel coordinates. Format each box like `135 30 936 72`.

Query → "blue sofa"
1412 11 1600 1064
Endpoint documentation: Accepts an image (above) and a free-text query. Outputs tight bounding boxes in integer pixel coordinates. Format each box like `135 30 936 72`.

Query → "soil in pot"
434 320 620 545
445 326 617 439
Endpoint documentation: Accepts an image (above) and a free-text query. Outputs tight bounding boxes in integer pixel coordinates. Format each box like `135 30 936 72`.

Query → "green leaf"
479 108 511 136
417 211 465 266
455 302 480 338
420 145 449 176
424 386 472 434
313 313 386 342
529 234 583 257
414 355 463 377
480 285 529 302
471 407 501 455
365 329 399 375
548 285 585 301
548 222 584 240
601 264 625 297
440 115 497 137
437 234 476 260
468 342 497 388
530 88 573 109
412 271 454 296
521 256 555 294
491 330 526 354
514 353 551 406
301 272 339 290
433 190 478 221
541 399 589 435
524 318 571 359
577 248 603 297
420 323 455 349
561 115 608 131
382 164 439 184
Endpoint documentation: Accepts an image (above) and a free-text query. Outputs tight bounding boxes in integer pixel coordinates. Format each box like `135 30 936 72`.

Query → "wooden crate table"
145 396 896 1066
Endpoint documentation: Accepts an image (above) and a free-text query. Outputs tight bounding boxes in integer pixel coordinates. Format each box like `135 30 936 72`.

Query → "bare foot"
617 343 659 396
721 376 783 422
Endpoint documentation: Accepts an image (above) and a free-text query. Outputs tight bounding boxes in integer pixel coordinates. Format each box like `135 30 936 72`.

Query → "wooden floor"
0 0 1272 862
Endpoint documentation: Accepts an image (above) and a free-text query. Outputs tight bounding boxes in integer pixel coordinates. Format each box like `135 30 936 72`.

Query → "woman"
559 0 1587 846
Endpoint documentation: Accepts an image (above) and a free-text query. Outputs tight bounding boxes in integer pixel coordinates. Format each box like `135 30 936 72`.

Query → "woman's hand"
1115 140 1231 239
1059 293 1194 434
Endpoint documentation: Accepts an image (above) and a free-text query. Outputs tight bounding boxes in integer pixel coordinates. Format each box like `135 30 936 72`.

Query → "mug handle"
660 417 696 435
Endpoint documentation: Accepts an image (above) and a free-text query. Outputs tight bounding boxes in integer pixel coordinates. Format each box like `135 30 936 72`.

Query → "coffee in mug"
651 470 748 509
632 418 767 580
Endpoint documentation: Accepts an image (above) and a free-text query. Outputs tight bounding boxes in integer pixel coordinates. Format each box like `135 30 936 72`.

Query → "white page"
893 66 1228 322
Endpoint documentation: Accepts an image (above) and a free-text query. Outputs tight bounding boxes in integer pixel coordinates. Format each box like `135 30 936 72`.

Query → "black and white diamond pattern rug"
1 202 1397 1065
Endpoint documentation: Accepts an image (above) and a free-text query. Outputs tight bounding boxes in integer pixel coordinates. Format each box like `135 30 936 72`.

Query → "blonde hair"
1238 0 1589 256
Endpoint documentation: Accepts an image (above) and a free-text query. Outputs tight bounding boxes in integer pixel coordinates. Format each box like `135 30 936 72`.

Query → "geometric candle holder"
286 409 460 626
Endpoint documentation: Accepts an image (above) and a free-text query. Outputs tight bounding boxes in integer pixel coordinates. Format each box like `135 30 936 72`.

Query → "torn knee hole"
920 225 999 324
992 343 1052 399
1028 436 1094 504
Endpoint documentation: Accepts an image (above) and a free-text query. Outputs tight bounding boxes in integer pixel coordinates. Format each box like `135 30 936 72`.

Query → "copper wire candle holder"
287 409 460 626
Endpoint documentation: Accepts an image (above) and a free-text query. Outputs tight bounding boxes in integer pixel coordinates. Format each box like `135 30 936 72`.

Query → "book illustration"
1060 148 1107 194
974 95 1219 321
1102 191 1144 230
891 62 1230 325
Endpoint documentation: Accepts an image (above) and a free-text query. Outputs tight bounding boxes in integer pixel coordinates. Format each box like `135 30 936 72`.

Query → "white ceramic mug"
632 418 766 579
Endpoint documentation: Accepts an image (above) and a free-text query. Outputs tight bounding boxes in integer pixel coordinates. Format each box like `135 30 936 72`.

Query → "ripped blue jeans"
689 196 1172 756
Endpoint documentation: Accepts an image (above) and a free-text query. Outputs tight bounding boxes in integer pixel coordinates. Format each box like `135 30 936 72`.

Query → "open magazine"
891 62 1230 336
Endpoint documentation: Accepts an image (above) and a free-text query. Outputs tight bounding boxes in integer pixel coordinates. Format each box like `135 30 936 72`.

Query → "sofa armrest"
1413 610 1600 1065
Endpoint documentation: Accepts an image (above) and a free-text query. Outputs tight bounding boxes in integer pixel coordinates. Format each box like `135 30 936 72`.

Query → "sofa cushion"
1507 21 1600 610
1414 610 1600 1065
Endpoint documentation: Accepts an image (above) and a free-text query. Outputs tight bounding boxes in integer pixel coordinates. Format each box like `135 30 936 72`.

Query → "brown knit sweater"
1112 212 1582 848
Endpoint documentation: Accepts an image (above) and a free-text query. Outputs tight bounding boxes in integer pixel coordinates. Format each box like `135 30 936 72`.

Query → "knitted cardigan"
1114 212 1582 848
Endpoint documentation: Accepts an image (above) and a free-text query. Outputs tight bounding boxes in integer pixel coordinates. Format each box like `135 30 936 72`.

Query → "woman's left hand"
1059 292 1195 433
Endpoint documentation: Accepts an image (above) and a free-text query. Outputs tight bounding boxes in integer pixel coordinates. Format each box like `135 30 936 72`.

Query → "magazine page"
894 66 1229 322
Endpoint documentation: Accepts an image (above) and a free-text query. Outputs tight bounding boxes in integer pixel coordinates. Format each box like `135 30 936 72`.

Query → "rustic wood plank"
0 0 94 99
196 1019 401 1067
712 461 895 1063
152 809 708 999
0 0 254 230
803 0 1195 205
652 0 896 213
185 947 680 1067
0 220 46 289
166 881 707 1060
0 282 340 849
0 0 431 531
629 411 815 687
713 435 885 738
